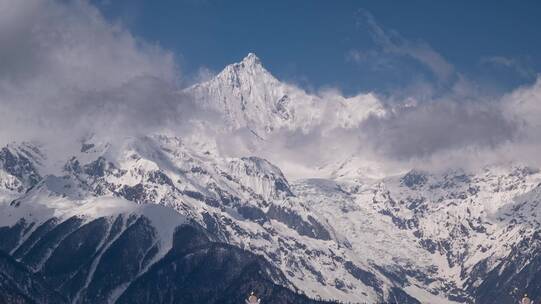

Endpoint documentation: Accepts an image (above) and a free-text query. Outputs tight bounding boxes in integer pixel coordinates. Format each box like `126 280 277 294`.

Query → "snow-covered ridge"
2 136 540 303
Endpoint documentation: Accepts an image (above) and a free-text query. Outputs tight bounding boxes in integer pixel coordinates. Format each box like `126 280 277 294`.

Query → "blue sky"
94 0 540 96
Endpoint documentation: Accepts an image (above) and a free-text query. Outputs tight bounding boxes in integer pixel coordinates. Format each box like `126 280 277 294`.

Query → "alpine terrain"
1 54 540 304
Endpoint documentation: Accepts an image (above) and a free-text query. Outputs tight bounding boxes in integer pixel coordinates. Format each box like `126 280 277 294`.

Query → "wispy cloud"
351 10 455 84
480 56 536 79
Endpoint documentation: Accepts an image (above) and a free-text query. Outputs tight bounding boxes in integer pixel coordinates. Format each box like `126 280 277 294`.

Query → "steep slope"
117 224 329 304
0 186 328 303
0 250 67 304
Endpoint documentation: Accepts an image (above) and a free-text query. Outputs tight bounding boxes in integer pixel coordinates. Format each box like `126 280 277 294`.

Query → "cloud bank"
0 0 201 151
1 1 541 177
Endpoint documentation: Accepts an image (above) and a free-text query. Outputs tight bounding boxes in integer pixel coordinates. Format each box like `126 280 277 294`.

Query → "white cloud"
0 0 191 151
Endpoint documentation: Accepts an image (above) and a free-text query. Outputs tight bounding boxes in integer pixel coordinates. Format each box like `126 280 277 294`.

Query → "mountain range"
1 54 540 304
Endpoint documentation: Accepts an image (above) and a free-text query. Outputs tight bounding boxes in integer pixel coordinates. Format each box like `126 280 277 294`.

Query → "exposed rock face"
0 144 42 193
267 204 331 240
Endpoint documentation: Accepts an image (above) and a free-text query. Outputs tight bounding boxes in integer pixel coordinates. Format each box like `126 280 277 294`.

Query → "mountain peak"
227 52 266 74
209 52 270 83
212 52 274 84
241 52 261 66
186 51 293 132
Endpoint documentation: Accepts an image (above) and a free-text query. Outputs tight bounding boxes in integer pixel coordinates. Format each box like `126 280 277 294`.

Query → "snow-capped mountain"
1 54 540 304
0 141 329 304
187 53 384 136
